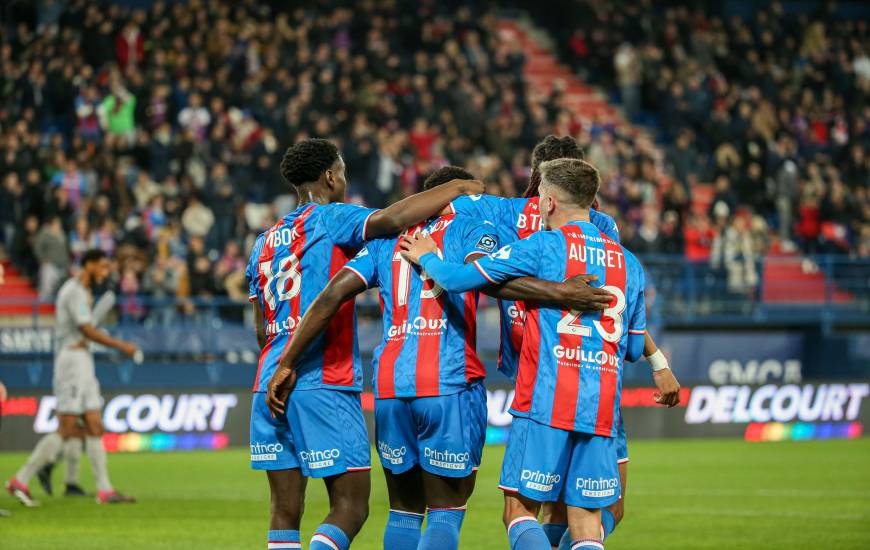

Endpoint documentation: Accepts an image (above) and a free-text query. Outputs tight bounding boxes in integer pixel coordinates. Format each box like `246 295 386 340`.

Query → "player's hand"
0 381 7 403
119 342 139 359
451 178 485 196
653 368 681 407
560 275 613 311
266 366 297 418
399 232 438 265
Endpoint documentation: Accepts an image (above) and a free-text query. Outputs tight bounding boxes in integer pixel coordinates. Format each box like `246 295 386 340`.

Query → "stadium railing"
1 255 868 331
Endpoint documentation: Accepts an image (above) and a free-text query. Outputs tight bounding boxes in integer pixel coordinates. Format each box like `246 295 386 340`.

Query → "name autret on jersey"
566 231 624 269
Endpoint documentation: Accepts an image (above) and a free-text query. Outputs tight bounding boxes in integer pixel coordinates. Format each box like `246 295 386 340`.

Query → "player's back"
246 201 375 393
450 194 621 379
345 213 499 399
510 221 645 437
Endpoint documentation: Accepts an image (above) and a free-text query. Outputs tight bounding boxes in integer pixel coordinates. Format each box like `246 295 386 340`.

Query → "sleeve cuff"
472 261 497 284
464 250 486 262
248 294 258 303
628 329 646 335
361 209 379 240
342 265 370 287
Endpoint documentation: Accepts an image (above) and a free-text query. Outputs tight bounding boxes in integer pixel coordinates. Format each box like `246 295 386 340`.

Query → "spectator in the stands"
34 217 69 298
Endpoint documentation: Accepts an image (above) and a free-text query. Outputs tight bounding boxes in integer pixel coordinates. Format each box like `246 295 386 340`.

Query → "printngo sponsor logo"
521 470 561 492
424 448 469 470
300 448 341 469
377 441 407 465
575 476 618 498
250 442 284 461
387 317 447 338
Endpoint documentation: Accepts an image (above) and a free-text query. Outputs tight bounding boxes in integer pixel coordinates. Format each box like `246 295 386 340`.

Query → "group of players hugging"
248 136 681 550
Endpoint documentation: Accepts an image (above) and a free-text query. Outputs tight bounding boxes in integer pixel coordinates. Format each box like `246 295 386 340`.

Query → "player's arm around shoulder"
476 229 612 311
364 179 485 238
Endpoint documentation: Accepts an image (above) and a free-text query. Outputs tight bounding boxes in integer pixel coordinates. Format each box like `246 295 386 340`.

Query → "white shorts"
53 348 103 415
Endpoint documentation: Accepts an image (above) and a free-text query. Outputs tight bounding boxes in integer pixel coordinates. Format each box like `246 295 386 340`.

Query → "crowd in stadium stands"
0 0 867 307
538 0 869 262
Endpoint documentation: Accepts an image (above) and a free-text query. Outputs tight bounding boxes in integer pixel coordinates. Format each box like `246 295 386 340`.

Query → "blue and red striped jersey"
419 220 646 437
245 202 377 393
449 195 620 380
344 213 499 399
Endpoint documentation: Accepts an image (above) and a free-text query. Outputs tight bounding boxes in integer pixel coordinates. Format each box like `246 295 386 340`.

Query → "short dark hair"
422 165 474 190
525 135 586 197
279 138 340 187
539 158 600 208
81 249 108 266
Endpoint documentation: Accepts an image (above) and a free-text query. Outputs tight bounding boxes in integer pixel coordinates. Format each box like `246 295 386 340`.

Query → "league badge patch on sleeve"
475 234 498 253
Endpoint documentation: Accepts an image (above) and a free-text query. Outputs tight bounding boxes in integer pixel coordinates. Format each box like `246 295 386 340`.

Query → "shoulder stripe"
473 261 497 284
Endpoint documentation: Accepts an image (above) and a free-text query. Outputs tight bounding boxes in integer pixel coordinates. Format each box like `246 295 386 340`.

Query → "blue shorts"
616 409 628 464
249 389 371 477
375 382 486 478
499 417 621 509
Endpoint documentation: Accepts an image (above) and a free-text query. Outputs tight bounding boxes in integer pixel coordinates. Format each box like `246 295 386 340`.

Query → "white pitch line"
630 488 870 498
654 507 865 522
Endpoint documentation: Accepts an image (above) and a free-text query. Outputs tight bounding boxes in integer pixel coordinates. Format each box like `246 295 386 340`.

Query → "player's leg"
250 391 304 549
540 501 568 549
286 389 371 550
80 368 133 504
556 412 629 549
5 416 73 506
376 396 426 549
565 506 603 550
499 417 570 550
383 468 426 549
62 423 87 496
315 470 370 547
562 433 621 550
419 471 474 550
602 462 627 537
413 382 487 550
82 408 133 503
8 349 85 503
602 413 629 539
266 469 306 541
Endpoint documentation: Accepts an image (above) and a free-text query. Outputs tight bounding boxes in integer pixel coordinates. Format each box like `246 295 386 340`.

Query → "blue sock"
557 509 617 550
508 516 550 550
570 539 604 550
601 509 616 539
419 508 466 550
310 523 350 550
267 529 300 549
384 509 424 549
542 523 568 547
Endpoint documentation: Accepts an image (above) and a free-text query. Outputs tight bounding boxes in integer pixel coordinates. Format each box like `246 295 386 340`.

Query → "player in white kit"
6 250 139 505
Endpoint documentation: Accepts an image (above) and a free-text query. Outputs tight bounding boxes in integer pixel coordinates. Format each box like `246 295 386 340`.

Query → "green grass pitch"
2 438 869 549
